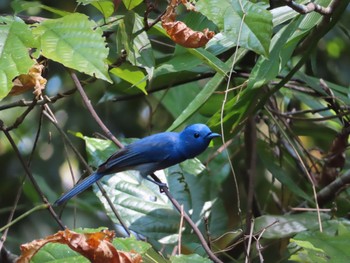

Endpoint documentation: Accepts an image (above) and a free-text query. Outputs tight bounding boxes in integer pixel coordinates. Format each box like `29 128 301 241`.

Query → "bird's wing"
97 133 178 174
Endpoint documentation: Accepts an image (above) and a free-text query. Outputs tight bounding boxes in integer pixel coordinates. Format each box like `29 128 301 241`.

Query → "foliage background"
0 0 350 262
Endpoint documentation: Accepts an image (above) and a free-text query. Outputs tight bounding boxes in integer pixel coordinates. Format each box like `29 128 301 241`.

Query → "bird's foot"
145 176 168 192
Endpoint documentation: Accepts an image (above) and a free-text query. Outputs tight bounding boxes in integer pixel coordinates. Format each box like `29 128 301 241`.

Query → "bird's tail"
54 172 104 206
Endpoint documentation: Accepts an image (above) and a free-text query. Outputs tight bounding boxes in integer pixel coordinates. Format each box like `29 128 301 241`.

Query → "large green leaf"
119 11 155 81
248 16 304 89
122 0 143 10
197 0 272 56
110 63 147 93
289 222 350 262
0 16 36 99
33 13 112 83
77 0 115 18
31 231 165 263
31 243 88 263
254 213 330 239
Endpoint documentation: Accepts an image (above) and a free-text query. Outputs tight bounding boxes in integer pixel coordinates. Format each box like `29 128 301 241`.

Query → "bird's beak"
208 132 221 139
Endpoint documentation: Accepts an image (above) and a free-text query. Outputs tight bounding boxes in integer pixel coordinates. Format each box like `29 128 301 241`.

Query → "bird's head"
179 124 221 159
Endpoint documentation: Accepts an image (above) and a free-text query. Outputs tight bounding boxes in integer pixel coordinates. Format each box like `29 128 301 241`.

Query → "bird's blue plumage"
54 124 220 206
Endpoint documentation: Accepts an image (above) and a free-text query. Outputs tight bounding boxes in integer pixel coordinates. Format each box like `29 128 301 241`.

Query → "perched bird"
54 124 220 206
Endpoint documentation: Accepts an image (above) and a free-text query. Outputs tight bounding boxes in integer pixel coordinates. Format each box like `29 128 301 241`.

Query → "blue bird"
54 124 220 206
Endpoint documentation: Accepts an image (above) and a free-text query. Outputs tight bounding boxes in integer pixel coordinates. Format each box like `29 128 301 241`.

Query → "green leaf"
154 53 202 77
254 213 330 239
31 233 164 263
119 11 155 80
170 254 212 263
33 13 112 83
31 243 88 263
77 0 115 18
122 0 143 10
11 0 71 16
188 48 230 76
197 0 272 56
0 16 36 99
257 140 312 202
154 81 204 119
11 0 41 13
290 225 350 262
248 16 304 89
110 63 147 93
167 49 247 131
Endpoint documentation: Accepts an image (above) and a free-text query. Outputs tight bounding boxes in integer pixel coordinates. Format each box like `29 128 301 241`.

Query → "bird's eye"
194 133 200 138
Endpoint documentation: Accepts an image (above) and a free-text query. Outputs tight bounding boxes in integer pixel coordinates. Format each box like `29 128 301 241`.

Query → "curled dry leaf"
161 0 215 48
17 228 142 263
10 62 47 99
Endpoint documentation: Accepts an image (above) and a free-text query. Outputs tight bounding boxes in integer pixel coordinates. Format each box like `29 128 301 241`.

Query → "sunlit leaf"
254 213 330 239
119 11 155 80
0 16 36 99
33 13 112 83
122 0 143 10
77 0 115 18
290 223 350 262
197 0 272 56
110 63 147 93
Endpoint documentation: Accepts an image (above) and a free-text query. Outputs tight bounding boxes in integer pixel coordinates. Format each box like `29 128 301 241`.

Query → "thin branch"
0 88 76 111
157 181 223 263
69 70 123 148
317 169 350 207
5 99 38 131
283 0 332 15
0 121 65 230
0 109 44 251
143 0 165 30
268 107 350 122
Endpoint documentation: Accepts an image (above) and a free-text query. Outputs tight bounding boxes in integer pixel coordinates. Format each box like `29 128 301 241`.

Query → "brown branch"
5 98 38 131
69 71 123 148
143 0 166 31
317 169 350 206
156 179 223 263
283 0 332 15
0 88 77 111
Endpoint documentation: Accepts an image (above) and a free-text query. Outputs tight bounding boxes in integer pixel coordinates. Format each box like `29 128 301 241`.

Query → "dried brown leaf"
161 0 215 48
10 63 47 98
17 229 142 263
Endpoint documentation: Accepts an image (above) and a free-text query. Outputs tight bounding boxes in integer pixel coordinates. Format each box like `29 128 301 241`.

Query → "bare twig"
0 120 65 229
69 71 123 148
5 99 38 130
283 0 332 15
177 204 184 255
0 88 76 111
0 109 44 251
317 169 350 207
245 219 255 263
